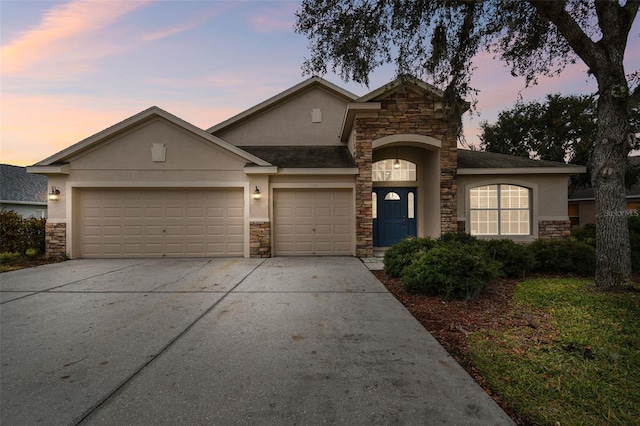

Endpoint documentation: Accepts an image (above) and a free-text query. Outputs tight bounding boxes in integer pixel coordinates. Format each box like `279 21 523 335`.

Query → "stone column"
249 221 271 258
45 222 66 259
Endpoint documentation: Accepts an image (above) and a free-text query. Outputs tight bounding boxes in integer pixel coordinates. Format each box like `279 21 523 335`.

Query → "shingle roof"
457 150 582 169
239 146 356 168
0 164 48 204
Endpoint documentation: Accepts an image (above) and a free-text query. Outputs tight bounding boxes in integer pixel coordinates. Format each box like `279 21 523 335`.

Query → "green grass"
468 278 640 425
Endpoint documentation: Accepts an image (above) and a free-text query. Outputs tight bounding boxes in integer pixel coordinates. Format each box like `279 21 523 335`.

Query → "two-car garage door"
78 189 243 258
273 189 353 256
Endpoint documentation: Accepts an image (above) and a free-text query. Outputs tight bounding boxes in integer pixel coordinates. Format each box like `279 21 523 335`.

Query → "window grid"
470 185 530 236
372 160 417 181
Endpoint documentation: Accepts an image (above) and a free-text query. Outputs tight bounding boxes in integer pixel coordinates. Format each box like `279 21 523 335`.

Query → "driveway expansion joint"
73 258 266 425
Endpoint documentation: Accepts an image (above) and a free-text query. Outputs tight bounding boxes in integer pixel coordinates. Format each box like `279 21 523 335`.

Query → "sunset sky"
2 0 639 167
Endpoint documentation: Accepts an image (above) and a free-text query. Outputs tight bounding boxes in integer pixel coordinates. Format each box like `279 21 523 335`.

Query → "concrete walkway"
1 257 513 425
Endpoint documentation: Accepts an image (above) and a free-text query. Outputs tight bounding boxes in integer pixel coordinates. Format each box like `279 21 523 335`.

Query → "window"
384 191 401 200
373 159 416 181
470 184 530 235
408 192 415 219
372 192 377 219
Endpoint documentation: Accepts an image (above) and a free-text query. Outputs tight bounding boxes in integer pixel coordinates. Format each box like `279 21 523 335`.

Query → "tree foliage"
480 94 640 189
295 0 639 289
479 94 596 164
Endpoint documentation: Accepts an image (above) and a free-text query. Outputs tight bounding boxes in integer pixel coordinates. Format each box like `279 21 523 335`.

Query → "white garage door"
78 189 244 258
274 189 353 256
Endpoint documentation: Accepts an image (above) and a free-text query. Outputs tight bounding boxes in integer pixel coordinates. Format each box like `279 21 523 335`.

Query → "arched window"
384 191 401 200
470 184 531 235
372 159 416 181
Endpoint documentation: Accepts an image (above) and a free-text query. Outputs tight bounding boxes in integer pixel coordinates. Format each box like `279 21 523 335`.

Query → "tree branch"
528 0 603 74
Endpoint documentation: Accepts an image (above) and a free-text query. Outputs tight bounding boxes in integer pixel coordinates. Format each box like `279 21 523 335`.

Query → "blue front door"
373 188 417 247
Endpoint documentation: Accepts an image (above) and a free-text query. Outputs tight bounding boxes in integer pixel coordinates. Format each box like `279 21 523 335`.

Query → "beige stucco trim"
27 164 70 175
458 167 586 175
244 166 279 174
270 182 355 189
538 216 571 221
276 168 360 175
340 103 382 142
372 134 441 150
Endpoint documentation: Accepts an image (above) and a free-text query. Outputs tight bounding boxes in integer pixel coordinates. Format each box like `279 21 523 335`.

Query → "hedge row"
384 233 596 300
0 210 46 255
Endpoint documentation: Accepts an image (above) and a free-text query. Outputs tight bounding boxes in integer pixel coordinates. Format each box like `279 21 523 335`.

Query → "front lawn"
376 272 640 425
469 278 639 425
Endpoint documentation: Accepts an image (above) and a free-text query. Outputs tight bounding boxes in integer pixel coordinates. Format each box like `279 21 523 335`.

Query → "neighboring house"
1 164 48 218
27 77 584 259
568 156 640 227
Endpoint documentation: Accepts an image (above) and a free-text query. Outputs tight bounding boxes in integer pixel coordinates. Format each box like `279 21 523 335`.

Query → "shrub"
482 239 535 278
573 217 640 273
528 239 596 275
437 231 479 246
383 237 437 278
401 244 502 300
25 248 39 257
571 223 596 247
0 210 46 255
0 252 22 263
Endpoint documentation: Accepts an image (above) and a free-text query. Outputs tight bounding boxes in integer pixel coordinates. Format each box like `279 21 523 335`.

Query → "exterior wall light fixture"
48 186 61 201
393 146 401 169
253 186 261 200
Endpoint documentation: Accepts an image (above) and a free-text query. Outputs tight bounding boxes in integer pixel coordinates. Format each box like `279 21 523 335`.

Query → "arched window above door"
373 159 417 181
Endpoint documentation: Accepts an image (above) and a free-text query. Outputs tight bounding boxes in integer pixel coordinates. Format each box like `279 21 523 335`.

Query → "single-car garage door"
274 189 353 256
78 189 244 258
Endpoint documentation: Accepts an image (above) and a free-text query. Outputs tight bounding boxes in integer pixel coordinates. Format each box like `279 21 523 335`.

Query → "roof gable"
356 76 445 103
33 107 270 167
207 77 358 135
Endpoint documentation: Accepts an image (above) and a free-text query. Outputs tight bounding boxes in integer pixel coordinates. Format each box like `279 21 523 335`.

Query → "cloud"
249 3 298 34
141 3 235 42
1 0 151 76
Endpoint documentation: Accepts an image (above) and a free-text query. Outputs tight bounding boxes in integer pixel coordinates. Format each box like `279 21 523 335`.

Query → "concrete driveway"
1 257 513 425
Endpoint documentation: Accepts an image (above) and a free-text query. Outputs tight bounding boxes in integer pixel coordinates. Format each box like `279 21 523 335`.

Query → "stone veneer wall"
250 221 271 258
45 222 67 259
353 88 460 257
538 220 571 239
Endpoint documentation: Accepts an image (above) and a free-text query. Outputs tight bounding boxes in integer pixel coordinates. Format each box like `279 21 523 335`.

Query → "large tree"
480 94 596 164
295 0 639 289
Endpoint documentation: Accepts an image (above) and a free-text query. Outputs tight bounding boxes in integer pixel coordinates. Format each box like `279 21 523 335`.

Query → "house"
568 156 640 227
27 77 585 259
1 164 48 218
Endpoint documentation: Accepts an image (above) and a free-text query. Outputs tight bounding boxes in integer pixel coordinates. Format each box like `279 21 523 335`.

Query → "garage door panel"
334 224 351 235
79 189 244 258
227 207 244 218
274 189 353 256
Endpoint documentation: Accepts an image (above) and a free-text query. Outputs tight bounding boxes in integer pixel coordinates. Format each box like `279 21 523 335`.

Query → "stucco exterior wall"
457 173 571 239
214 87 349 146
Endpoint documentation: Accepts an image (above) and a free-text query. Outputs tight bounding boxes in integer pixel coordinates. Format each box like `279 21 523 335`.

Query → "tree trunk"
591 77 633 289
